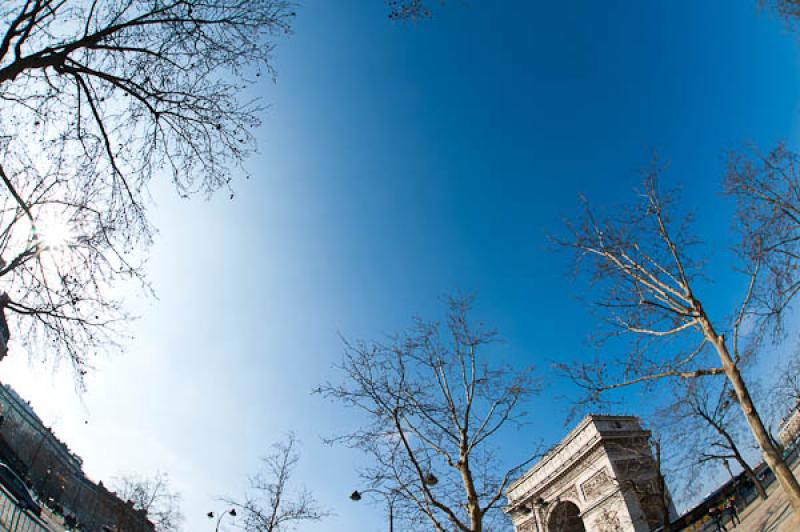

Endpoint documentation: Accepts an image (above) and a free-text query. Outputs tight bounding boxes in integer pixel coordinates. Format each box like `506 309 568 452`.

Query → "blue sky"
4 0 800 530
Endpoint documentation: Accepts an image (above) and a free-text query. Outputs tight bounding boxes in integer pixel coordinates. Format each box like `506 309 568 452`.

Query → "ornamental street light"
723 459 743 503
350 472 437 532
350 488 399 532
207 508 236 532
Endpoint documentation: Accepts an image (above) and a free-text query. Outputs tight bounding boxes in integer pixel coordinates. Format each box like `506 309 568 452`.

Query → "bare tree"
725 144 800 339
316 295 540 532
555 153 800 511
660 379 767 501
0 0 293 381
386 1 456 21
113 471 184 531
225 433 327 532
766 1 800 21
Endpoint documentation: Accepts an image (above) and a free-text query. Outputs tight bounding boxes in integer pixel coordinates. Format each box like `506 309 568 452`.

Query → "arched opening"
547 501 585 532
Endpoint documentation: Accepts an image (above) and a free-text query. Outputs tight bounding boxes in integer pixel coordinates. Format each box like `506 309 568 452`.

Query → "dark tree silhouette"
0 0 293 382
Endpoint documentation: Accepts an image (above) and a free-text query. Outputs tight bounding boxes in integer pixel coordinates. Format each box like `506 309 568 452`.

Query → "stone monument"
505 415 676 532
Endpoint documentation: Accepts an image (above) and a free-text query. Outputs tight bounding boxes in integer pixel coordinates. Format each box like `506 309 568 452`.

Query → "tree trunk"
458 457 482 532
705 325 800 512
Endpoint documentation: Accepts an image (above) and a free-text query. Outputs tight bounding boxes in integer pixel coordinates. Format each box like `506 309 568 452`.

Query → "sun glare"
35 218 76 251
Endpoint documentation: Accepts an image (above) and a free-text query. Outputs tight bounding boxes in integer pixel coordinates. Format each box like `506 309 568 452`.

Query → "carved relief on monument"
559 485 580 504
594 509 623 532
581 467 613 501
535 445 606 502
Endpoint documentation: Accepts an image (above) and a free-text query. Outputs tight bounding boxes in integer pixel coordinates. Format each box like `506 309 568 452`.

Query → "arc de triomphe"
505 415 676 532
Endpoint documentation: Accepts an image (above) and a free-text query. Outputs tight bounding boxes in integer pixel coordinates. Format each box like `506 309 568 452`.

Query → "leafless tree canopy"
766 0 800 21
317 296 540 532
555 169 723 406
659 379 767 503
726 144 800 338
386 0 446 21
555 149 800 511
226 433 327 532
0 0 293 381
113 471 184 531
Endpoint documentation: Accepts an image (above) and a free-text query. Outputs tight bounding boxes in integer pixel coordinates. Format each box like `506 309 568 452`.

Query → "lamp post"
723 459 742 504
349 475 438 532
722 459 735 483
350 489 397 532
207 508 236 532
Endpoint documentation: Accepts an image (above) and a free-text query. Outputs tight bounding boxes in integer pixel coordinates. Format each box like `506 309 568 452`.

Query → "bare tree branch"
0 0 294 383
556 155 800 512
112 471 184 531
316 295 541 531
225 433 328 532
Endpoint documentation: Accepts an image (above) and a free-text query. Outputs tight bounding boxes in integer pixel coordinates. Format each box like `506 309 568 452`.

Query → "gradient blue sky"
4 1 800 530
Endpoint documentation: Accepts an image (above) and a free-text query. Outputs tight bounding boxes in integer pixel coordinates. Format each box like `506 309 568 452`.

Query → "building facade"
505 415 676 532
0 382 154 531
778 402 800 448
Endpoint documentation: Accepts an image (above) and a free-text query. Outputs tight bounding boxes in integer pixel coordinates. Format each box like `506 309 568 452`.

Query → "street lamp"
350 488 399 532
722 459 734 482
207 508 236 532
723 459 742 502
350 473 437 532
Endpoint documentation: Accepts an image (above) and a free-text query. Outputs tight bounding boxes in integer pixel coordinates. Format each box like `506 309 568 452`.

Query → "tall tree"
0 0 293 381
317 296 540 532
113 471 184 531
556 149 800 512
225 433 327 532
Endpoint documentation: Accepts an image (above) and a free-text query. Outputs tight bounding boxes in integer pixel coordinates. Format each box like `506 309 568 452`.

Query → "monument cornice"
508 414 639 500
